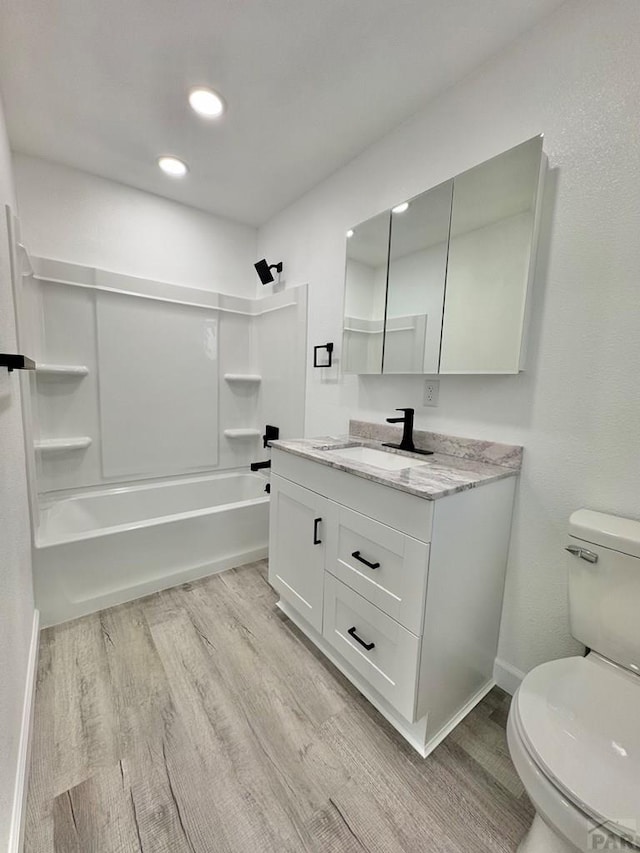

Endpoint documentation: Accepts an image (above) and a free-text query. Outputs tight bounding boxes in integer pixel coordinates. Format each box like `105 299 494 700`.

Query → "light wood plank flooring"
25 560 533 852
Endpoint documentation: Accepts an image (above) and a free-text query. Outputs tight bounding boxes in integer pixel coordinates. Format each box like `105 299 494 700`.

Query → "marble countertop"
270 425 522 501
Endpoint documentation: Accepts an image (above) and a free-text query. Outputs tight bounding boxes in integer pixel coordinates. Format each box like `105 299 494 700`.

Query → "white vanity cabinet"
268 447 516 757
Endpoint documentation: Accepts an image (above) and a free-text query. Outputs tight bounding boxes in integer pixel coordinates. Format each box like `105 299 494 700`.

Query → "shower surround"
12 251 307 624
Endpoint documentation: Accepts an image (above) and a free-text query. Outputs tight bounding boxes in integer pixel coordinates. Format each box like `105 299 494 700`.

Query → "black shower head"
254 259 283 285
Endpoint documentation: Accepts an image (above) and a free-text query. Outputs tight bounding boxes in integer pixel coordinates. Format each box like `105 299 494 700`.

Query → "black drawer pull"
347 626 375 651
351 550 380 570
313 517 322 545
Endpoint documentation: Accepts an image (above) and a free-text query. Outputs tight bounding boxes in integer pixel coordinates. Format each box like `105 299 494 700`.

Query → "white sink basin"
329 445 429 471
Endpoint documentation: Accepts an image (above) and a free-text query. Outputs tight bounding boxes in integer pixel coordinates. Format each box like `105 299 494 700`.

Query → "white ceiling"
0 0 565 226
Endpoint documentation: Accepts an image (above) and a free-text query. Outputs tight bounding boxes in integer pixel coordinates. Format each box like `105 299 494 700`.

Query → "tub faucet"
250 459 271 472
382 408 433 456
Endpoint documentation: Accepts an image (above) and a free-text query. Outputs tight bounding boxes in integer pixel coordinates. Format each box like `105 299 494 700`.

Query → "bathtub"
33 471 270 626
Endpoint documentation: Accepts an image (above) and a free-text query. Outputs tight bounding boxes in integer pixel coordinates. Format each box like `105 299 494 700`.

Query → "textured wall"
13 155 258 298
257 0 640 683
0 95 35 849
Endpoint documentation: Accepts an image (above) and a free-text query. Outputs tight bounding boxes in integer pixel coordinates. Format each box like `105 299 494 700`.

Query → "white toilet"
508 509 640 853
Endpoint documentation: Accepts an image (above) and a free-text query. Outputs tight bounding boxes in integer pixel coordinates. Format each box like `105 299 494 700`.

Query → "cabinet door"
341 210 390 375
268 475 328 633
439 135 544 374
383 179 453 374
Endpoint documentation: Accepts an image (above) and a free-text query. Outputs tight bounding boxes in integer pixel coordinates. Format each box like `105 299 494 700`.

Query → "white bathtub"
33 471 270 626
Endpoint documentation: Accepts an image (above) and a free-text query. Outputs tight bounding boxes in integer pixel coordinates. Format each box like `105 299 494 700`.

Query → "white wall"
257 0 640 682
0 95 35 850
13 154 257 297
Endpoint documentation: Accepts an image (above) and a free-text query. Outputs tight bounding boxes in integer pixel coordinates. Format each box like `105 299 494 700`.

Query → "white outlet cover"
423 379 440 407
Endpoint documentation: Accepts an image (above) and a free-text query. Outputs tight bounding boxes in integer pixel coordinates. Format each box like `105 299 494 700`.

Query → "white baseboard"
494 657 525 695
8 609 40 853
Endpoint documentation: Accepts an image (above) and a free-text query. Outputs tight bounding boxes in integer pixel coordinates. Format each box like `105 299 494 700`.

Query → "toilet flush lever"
565 544 598 564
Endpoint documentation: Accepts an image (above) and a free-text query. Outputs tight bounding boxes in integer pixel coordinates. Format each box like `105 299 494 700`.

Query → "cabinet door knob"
347 626 375 651
313 517 322 545
351 550 380 570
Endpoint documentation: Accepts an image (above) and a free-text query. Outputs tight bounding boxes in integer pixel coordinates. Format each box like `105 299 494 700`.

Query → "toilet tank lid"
570 509 640 558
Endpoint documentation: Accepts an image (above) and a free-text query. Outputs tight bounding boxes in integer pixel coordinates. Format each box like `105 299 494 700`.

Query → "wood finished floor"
25 560 533 852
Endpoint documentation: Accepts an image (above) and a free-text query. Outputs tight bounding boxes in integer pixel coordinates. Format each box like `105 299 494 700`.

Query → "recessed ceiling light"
189 87 225 119
158 156 189 178
392 202 409 214
346 229 354 238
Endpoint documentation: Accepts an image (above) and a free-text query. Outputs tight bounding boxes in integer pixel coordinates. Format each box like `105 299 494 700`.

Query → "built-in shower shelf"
36 363 89 377
343 326 413 334
224 373 262 384
35 437 92 452
224 429 261 439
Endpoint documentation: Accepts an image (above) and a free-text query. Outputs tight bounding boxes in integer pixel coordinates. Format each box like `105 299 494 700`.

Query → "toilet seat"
513 655 640 848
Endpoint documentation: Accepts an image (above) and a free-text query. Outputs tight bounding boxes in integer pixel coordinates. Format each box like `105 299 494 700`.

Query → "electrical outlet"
423 379 440 407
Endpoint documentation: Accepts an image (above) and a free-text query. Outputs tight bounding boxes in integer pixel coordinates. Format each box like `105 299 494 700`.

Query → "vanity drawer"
323 573 421 723
326 505 429 635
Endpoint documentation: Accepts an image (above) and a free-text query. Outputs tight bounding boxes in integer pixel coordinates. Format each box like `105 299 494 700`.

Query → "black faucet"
250 459 271 471
382 408 433 456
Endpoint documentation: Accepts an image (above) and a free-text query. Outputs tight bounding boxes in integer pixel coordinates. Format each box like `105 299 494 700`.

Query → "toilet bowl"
508 654 640 851
508 510 640 853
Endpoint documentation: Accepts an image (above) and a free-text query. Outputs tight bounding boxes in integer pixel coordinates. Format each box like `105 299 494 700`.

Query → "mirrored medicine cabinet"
342 135 546 375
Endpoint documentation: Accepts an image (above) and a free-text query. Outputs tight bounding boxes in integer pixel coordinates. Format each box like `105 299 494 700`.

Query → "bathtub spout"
250 460 271 472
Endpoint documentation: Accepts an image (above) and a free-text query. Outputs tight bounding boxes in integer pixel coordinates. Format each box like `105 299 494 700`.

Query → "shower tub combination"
33 471 270 626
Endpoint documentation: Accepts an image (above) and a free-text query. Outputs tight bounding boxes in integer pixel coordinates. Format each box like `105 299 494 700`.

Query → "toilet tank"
568 509 640 673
